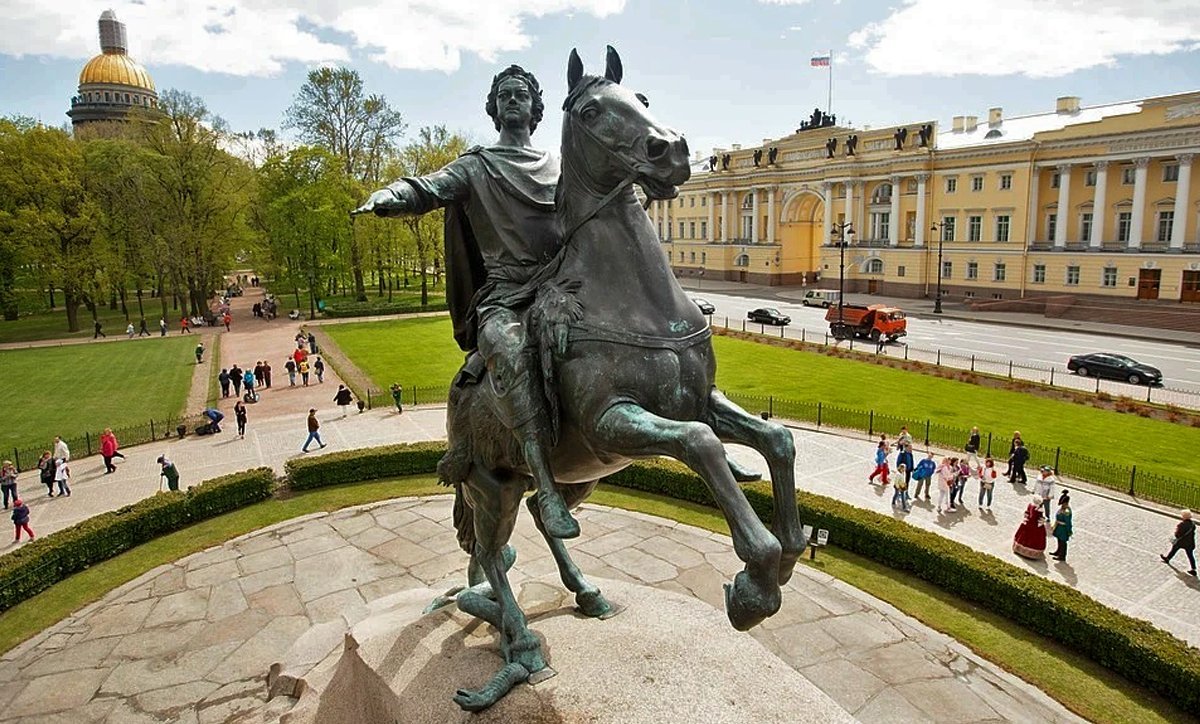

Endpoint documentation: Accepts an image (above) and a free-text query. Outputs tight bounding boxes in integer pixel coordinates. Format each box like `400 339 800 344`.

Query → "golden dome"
79 51 155 92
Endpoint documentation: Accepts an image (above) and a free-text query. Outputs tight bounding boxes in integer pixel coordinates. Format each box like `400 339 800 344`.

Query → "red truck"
824 304 907 342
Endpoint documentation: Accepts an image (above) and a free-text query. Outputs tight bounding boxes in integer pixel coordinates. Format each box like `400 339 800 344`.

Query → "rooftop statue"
355 45 804 712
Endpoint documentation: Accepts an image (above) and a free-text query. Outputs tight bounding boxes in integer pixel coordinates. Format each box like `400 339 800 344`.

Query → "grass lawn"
325 316 1194 483
1 337 197 453
0 478 1187 724
0 304 170 344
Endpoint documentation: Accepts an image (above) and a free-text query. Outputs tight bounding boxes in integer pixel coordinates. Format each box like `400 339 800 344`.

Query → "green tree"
284 67 406 301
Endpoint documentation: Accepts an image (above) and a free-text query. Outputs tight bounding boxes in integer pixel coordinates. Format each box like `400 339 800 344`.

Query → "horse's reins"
559 110 652 246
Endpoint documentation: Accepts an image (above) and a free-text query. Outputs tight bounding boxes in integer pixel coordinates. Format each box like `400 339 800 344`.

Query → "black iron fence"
8 413 209 473
362 385 450 411
725 392 1200 510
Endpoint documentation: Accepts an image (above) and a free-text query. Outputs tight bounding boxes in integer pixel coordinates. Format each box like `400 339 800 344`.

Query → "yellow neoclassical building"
657 91 1200 306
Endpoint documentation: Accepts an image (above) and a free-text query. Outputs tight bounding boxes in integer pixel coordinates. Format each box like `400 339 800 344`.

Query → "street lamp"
929 221 946 314
831 222 855 338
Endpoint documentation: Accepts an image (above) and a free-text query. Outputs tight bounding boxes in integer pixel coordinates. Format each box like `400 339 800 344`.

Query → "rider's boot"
519 422 580 539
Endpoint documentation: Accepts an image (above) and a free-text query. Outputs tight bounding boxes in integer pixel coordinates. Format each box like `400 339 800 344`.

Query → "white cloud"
0 0 626 76
849 0 1200 77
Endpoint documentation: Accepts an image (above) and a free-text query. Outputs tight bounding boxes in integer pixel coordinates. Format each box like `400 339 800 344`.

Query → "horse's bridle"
560 110 656 245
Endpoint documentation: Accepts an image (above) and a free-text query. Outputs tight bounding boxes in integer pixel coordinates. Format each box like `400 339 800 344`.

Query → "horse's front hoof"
723 571 781 631
576 588 614 618
453 661 530 712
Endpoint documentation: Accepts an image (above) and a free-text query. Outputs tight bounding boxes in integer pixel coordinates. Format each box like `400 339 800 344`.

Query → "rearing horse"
438 46 805 711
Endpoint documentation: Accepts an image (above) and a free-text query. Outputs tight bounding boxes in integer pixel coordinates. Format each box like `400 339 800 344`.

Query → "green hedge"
284 442 445 490
320 300 449 318
603 458 1200 714
0 467 275 613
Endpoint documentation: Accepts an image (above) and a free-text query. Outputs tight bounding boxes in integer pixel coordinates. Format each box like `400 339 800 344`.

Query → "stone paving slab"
0 499 1081 723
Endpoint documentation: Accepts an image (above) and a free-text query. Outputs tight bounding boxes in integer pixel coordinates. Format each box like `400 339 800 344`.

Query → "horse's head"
561 46 690 200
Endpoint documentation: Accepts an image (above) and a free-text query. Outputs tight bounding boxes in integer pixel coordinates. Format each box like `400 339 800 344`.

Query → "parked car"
747 307 790 326
1067 353 1163 386
691 297 716 315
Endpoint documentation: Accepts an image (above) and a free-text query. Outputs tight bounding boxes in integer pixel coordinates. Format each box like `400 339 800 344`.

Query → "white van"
801 289 841 308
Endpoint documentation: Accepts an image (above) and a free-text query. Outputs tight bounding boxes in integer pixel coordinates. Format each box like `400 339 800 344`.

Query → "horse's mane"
561 76 611 113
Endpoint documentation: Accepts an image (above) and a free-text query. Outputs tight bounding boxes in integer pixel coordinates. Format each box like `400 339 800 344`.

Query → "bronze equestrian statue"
356 46 804 712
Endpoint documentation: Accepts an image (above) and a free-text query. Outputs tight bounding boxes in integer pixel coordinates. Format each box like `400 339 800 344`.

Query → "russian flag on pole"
810 55 831 67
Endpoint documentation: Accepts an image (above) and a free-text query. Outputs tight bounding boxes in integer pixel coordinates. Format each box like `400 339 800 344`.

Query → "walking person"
1009 440 1029 486
126 322 135 339
1012 495 1047 560
234 400 248 439
334 385 354 418
11 497 33 543
894 425 913 451
936 457 958 513
964 426 981 470
195 341 205 364
302 409 326 452
308 332 318 354
230 364 243 397
911 451 936 500
93 319 106 339
1034 466 1057 522
895 442 914 489
53 458 71 496
254 361 265 389
263 361 273 388
37 452 56 497
1 461 17 509
157 456 180 492
1161 510 1197 576
219 369 231 398
299 358 310 386
314 357 325 383
1050 492 1073 561
138 317 150 336
978 457 999 510
285 358 297 386
222 311 232 331
1004 432 1023 477
891 464 910 511
867 441 890 485
159 317 168 337
180 316 191 334
100 429 120 474
243 368 256 401
954 457 971 508
52 436 70 463
390 382 404 413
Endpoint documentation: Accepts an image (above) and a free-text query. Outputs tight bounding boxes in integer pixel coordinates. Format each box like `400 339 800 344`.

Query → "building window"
1066 265 1080 285
689 252 695 263
679 222 685 238
1121 166 1135 185
870 212 890 240
700 221 707 239
701 252 706 264
701 196 707 207
994 263 1006 282
867 258 884 274
941 216 956 241
1080 212 1093 242
689 197 695 207
971 176 984 192
999 174 1012 190
967 261 979 280
1102 266 1118 287
941 261 953 279
1047 213 1057 240
945 177 957 193
996 215 1011 242
1157 211 1174 242
1163 164 1179 183
1033 264 1046 284
689 222 696 238
1117 211 1132 242
104 91 111 102
678 251 684 262
1084 170 1096 187
1050 172 1060 189
658 224 664 239
734 253 749 267
897 265 906 277
968 215 982 241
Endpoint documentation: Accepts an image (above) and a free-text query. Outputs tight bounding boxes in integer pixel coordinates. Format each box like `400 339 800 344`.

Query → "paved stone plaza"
0 498 1079 723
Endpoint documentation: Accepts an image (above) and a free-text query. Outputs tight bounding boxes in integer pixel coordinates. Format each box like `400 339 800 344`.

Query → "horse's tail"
451 482 475 555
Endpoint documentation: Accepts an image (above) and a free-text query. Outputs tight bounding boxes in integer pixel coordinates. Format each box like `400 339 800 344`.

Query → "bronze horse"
437 46 805 711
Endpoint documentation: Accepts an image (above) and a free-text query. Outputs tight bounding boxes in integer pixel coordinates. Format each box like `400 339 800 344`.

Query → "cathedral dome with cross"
67 10 160 132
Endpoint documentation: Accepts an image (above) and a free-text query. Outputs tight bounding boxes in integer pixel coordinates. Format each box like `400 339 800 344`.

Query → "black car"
747 307 790 326
1067 353 1163 386
691 297 716 315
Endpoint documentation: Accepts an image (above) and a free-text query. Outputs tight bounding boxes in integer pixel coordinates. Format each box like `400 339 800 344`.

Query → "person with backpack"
334 385 354 418
313 357 325 384
911 452 936 500
1161 510 1197 576
243 368 256 401
218 368 231 398
867 441 889 485
11 497 33 543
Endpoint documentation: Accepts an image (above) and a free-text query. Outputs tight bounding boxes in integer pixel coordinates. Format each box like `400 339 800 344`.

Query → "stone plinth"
271 576 855 723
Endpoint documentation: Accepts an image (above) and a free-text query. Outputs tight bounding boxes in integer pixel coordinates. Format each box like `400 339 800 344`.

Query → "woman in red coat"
1012 494 1047 559
99 428 125 474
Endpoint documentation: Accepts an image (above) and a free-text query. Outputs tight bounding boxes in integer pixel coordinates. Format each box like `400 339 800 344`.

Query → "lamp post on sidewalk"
929 221 946 314
832 222 855 338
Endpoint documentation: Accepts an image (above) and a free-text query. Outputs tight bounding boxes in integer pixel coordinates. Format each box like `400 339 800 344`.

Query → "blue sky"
3 0 1199 157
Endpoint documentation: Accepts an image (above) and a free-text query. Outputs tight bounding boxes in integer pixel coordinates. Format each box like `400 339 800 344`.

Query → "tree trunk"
350 242 368 302
136 287 146 320
64 291 81 333
294 285 302 308
0 259 17 321
420 255 429 307
119 288 129 320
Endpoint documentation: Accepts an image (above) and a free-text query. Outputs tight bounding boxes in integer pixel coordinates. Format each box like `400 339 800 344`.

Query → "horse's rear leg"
705 389 805 584
525 481 613 618
594 403 782 631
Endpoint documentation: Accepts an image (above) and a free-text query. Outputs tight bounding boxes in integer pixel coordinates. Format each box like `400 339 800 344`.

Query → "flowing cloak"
388 145 559 351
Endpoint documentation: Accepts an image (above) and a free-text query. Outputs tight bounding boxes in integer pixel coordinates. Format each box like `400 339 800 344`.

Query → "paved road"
688 288 1200 397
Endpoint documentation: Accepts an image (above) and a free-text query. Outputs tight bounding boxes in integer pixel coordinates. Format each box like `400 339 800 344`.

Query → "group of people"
252 295 278 319
218 362 273 403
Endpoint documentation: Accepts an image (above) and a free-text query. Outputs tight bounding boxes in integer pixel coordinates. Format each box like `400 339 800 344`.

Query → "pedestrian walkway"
5 403 1198 650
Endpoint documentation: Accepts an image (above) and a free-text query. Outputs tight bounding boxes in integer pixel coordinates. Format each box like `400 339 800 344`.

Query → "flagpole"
827 48 833 118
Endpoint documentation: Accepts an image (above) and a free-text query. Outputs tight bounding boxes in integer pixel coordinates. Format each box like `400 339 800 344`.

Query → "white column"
767 187 776 244
722 191 731 241
1054 164 1071 248
821 182 832 246
664 198 672 240
1026 168 1040 243
843 181 855 232
914 174 928 247
1129 157 1149 249
707 192 716 241
889 175 901 246
751 188 761 242
652 201 660 238
1171 154 1192 250
1089 161 1108 249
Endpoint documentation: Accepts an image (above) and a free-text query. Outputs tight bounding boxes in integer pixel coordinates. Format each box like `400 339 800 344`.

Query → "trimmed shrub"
603 458 1200 713
285 442 444 490
0 467 275 613
320 300 449 318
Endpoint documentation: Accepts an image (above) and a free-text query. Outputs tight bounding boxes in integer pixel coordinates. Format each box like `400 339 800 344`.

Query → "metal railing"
714 317 1200 412
724 392 1200 510
8 413 208 473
